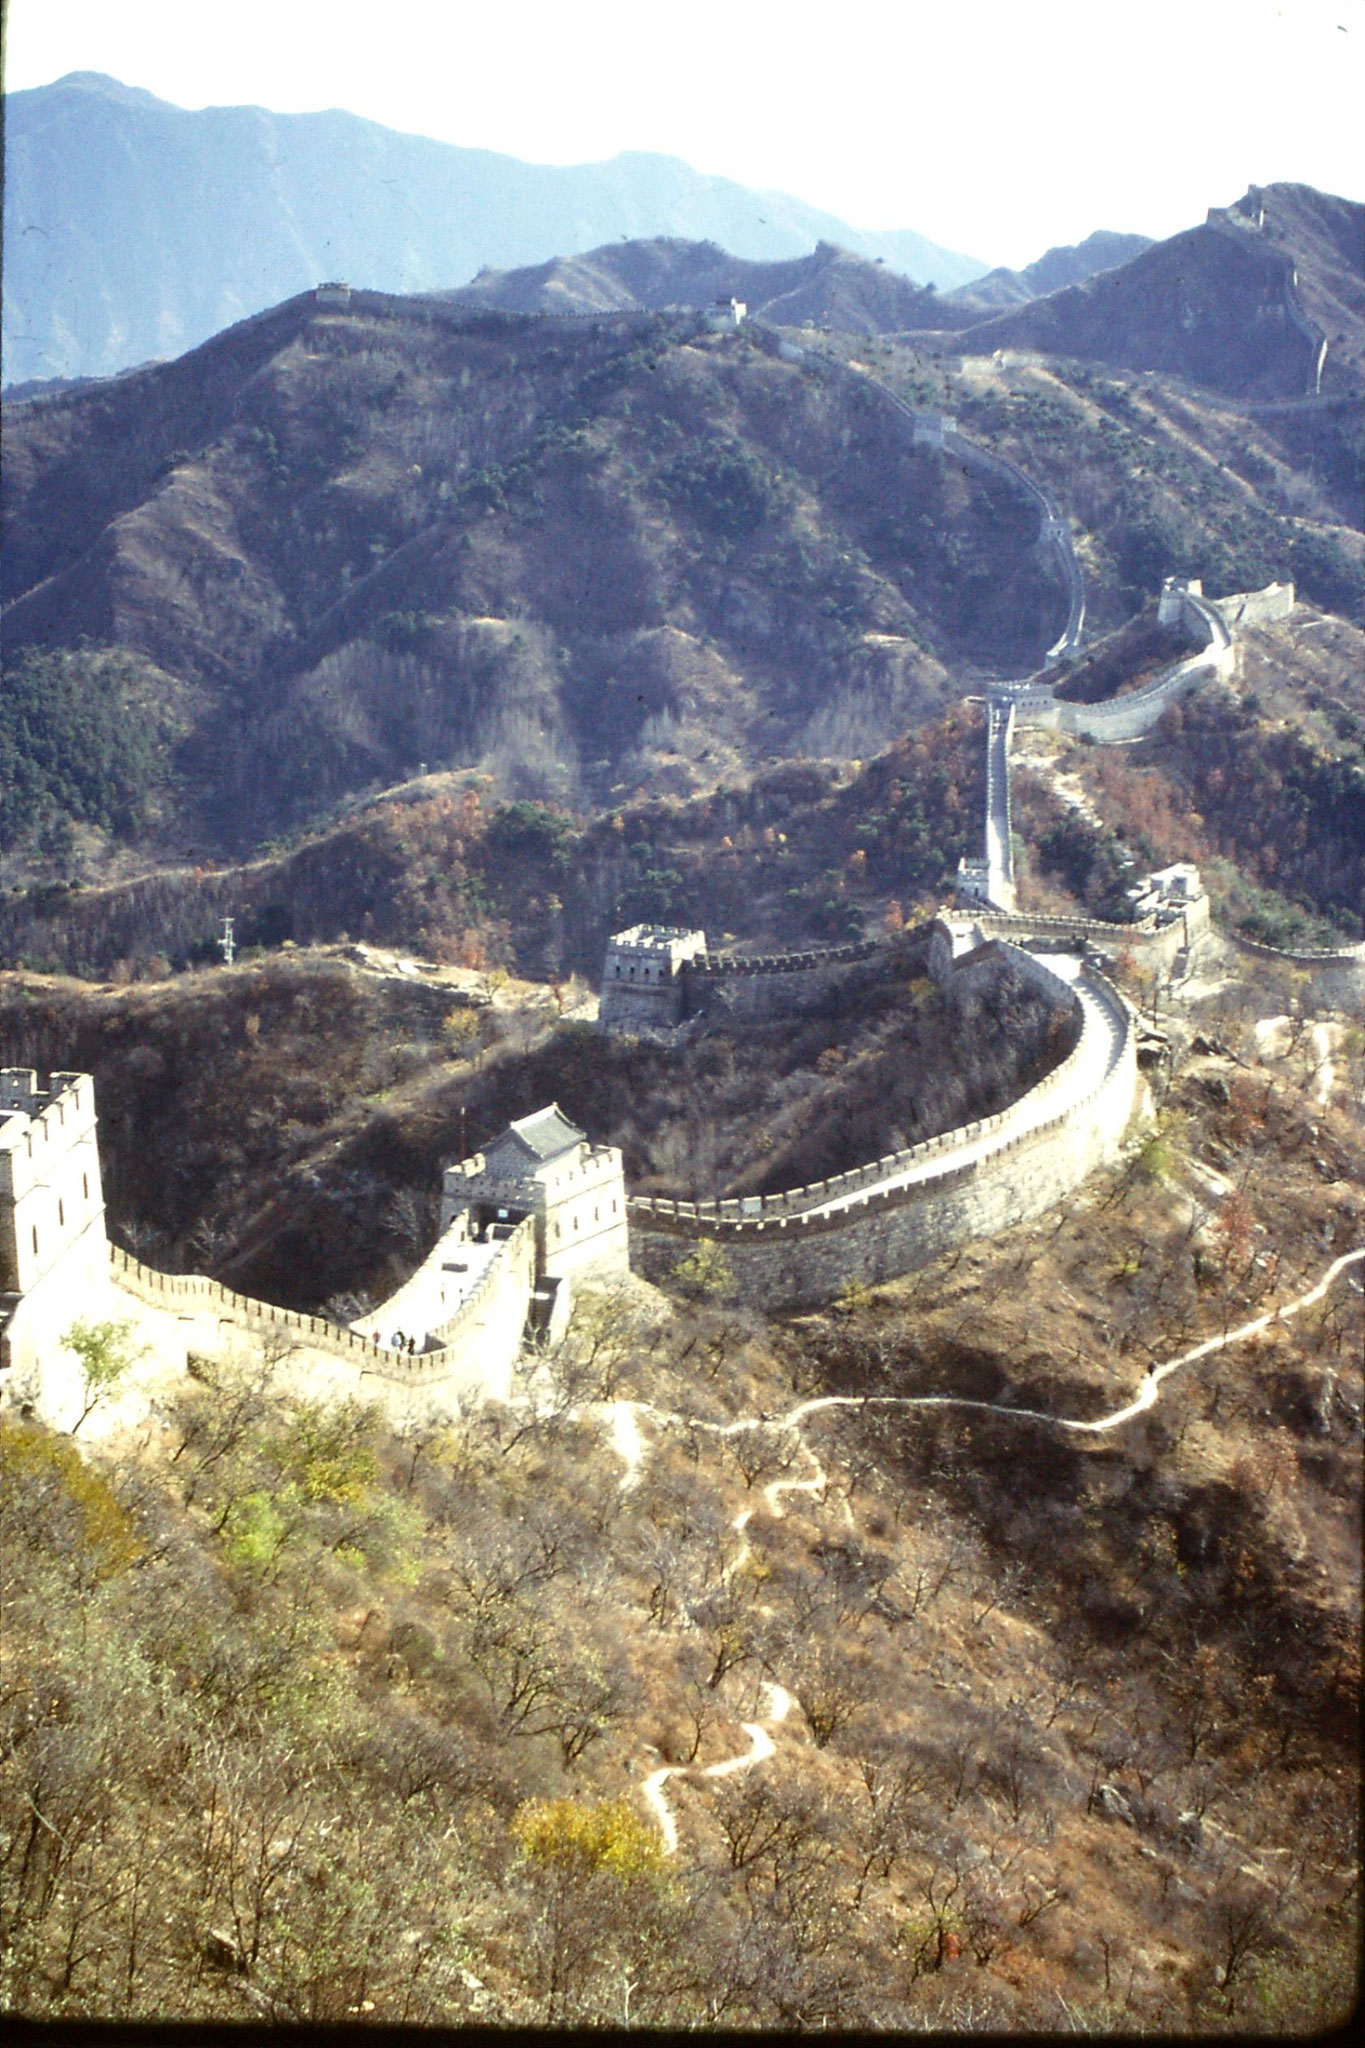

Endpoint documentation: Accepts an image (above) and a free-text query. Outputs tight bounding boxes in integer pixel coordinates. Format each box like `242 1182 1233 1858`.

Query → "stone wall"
105 1214 540 1407
600 926 707 1032
1 1070 108 1390
106 1247 406 1368
1218 928 1365 1006
425 1218 539 1404
631 970 1137 1309
681 938 897 1023
540 1150 631 1284
939 428 1086 659
982 699 1017 909
965 906 1204 974
1 1070 105 1295
1009 586 1236 743
633 943 1087 1233
774 335 1085 666
1212 582 1295 631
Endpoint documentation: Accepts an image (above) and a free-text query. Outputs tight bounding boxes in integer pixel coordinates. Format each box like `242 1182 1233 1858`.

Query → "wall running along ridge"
629 944 1139 1309
778 331 1087 666
105 1214 538 1403
2 1197 538 1415
1004 583 1237 742
1218 928 1365 1006
1204 200 1329 396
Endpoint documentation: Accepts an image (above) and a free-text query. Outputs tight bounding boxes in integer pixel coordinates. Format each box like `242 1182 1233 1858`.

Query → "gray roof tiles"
500 1103 587 1165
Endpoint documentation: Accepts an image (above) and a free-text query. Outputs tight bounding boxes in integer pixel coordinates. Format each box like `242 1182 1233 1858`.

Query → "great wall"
3 304 1362 1432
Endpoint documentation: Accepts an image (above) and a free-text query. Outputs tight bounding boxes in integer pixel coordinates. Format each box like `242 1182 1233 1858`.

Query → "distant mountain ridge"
948 231 1155 310
444 238 944 332
2 71 988 386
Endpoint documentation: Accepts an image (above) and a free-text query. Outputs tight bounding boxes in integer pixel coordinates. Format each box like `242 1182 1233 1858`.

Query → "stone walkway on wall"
798 954 1127 1223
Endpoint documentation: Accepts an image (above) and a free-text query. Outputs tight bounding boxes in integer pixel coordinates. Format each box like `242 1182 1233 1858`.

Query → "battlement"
2 1073 97 1198
685 938 880 979
1 1070 107 1381
605 925 708 979
1 1070 104 1299
601 923 912 1032
600 925 708 1029
629 956 1138 1310
440 1104 629 1286
1 1066 88 1120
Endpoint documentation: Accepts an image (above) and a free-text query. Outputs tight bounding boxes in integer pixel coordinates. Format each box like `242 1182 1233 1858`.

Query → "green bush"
658 441 779 538
0 646 172 849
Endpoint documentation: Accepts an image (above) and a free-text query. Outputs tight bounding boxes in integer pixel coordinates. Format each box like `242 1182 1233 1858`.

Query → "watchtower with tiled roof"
440 1102 628 1285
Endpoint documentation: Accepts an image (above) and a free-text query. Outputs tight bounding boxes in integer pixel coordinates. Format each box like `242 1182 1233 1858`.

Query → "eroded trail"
640 1683 794 1856
775 1246 1365 1439
595 1247 1363 1853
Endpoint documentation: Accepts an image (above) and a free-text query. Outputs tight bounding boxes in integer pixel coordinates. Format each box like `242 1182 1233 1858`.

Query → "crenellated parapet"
2 1069 106 1320
600 925 708 1030
630 948 1138 1309
600 926 890 1033
1004 578 1244 742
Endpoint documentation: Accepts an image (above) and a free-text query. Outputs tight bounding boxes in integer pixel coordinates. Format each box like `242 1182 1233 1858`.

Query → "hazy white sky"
5 0 1363 267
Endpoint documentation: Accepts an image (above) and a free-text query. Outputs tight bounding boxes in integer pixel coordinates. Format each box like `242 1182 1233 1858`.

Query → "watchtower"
704 297 747 331
600 925 708 1031
2 1070 107 1385
912 413 958 450
1158 576 1203 626
440 1104 628 1285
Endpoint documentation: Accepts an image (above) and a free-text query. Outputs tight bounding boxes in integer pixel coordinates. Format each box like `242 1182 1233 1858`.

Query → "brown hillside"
2 301 1071 851
447 236 943 333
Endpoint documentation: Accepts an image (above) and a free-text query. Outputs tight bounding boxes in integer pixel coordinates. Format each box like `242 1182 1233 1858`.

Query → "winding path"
603 1246 1363 1851
640 1683 794 1855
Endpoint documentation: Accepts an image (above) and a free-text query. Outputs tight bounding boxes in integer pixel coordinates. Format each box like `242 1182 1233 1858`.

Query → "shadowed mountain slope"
939 185 1363 399
950 230 1155 310
446 238 944 332
2 296 1072 851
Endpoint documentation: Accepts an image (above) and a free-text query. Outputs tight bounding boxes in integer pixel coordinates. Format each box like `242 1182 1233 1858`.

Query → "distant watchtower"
600 925 708 1031
704 297 747 332
912 413 958 450
1158 575 1203 626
